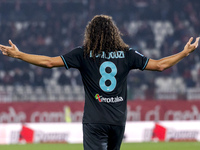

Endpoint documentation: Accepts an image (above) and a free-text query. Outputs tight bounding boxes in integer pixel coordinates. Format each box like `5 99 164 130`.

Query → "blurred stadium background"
1 0 200 149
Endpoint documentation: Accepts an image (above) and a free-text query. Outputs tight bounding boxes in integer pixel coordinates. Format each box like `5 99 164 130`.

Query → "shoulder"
62 46 84 57
61 46 84 69
71 46 84 54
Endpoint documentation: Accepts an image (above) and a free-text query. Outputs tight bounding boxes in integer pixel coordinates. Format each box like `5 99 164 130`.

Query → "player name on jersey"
90 51 125 59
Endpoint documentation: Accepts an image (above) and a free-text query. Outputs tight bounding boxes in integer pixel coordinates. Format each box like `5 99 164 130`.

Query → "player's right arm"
0 40 64 68
145 37 199 72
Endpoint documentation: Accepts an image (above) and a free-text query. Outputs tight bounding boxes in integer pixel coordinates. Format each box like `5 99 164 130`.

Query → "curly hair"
83 15 129 58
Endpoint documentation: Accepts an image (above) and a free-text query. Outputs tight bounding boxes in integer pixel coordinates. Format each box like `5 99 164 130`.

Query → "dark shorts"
83 123 125 150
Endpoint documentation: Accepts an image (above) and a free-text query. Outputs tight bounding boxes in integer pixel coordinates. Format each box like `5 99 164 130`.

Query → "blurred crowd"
0 0 200 101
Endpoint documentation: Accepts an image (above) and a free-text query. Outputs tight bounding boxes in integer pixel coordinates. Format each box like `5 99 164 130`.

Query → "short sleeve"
127 48 149 70
60 47 83 69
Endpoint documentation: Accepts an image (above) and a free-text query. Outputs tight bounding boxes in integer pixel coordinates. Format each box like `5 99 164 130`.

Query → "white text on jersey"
90 51 125 59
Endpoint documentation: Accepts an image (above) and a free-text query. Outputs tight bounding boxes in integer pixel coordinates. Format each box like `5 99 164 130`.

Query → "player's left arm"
145 37 200 71
0 40 64 68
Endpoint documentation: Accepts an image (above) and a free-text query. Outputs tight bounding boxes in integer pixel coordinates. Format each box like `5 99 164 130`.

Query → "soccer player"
0 15 199 150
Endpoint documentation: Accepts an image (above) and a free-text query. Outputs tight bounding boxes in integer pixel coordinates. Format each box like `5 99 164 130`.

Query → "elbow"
46 64 53 69
156 60 168 72
158 68 165 72
42 59 54 68
156 64 165 72
147 59 171 72
42 56 63 68
146 59 167 72
45 61 54 68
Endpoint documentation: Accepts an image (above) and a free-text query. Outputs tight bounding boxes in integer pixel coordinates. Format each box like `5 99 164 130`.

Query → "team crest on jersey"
95 94 123 103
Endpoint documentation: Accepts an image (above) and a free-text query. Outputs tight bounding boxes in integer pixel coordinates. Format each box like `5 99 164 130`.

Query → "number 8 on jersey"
99 61 117 92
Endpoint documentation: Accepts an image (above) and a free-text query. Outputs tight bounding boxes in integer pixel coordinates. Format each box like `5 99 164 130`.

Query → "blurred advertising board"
0 121 200 144
124 121 200 143
0 123 82 144
1 101 200 123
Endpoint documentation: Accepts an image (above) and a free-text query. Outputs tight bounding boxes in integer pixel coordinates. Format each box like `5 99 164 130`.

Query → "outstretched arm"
145 37 200 71
0 40 64 68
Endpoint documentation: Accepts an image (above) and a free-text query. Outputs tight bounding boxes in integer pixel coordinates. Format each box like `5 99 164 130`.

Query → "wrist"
14 51 23 59
181 50 189 57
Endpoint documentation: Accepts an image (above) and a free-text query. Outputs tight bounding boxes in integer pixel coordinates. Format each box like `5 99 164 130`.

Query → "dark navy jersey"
61 47 149 126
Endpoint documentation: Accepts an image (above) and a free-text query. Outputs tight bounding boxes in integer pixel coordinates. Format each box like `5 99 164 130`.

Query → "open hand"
0 40 20 58
183 37 200 56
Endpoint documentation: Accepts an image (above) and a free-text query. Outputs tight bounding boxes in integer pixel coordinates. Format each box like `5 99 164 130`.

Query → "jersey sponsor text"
95 94 123 103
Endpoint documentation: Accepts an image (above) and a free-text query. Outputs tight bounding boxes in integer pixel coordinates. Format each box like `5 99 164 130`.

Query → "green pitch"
1 142 200 150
